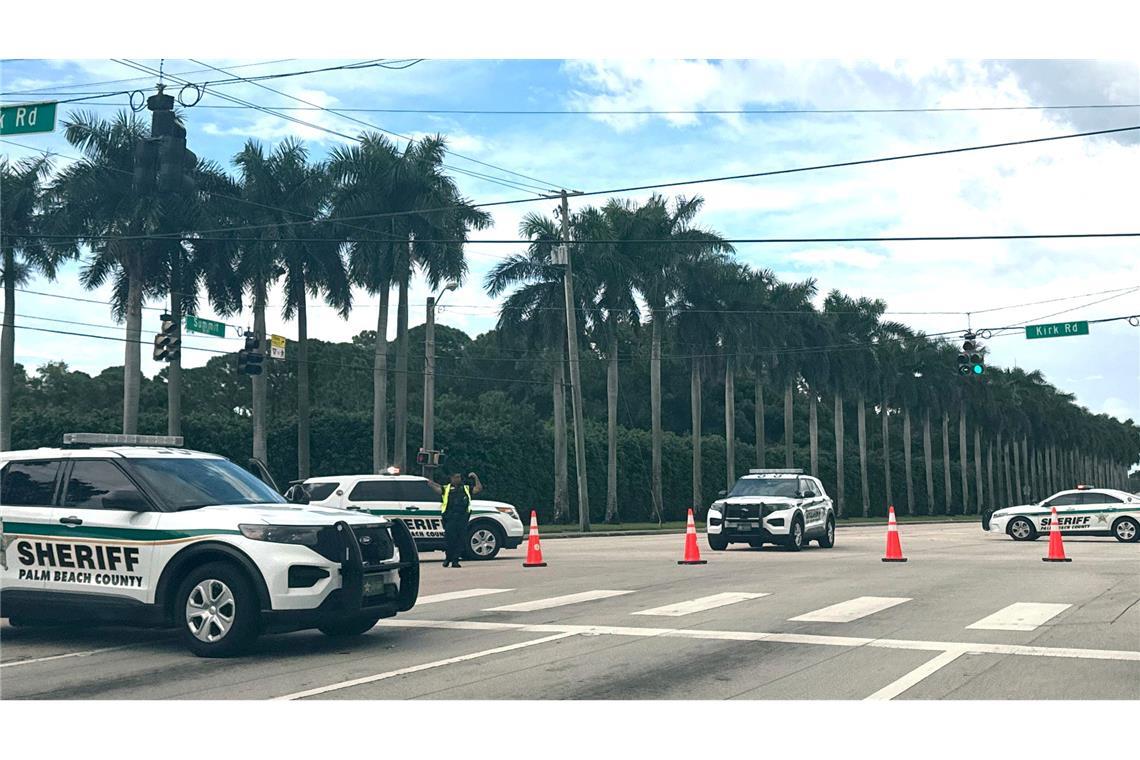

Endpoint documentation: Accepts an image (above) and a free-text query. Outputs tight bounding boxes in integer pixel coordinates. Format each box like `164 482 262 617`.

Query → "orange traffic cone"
678 508 708 565
523 510 547 567
1042 505 1071 562
882 505 907 562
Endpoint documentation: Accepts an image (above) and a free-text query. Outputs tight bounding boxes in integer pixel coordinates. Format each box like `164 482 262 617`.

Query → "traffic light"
152 313 180 362
237 332 264 376
157 124 197 197
959 332 985 376
134 86 196 199
132 138 159 194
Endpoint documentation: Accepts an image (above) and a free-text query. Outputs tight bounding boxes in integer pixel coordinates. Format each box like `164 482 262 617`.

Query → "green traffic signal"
973 363 984 375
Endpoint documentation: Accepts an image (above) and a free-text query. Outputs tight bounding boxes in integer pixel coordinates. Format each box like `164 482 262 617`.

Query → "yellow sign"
270 334 286 359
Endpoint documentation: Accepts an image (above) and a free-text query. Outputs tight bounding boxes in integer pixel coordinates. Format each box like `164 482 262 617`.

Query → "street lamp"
422 283 458 475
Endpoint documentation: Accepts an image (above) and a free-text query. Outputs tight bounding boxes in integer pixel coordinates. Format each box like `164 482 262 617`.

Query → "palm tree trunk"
1029 446 1039 501
122 255 143 435
1 251 16 451
958 403 969 514
167 253 182 438
553 353 568 523
372 283 391 472
605 328 619 523
252 284 268 464
903 407 914 516
691 360 702 511
923 409 934 515
754 366 765 467
941 411 952 514
974 426 983 513
1048 445 1056 494
1020 437 1029 501
725 355 736 488
881 395 892 510
784 380 794 468
834 394 845 517
986 442 995 511
1003 440 1013 506
297 298 310 479
857 395 869 517
394 277 410 471
650 312 663 524
809 392 819 478
1012 438 1023 503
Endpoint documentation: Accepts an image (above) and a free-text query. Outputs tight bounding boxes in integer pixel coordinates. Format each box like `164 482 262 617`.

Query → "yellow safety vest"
441 484 472 515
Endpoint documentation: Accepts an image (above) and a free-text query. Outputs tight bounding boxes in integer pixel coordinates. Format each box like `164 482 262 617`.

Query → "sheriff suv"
0 434 420 657
706 469 836 551
984 485 1140 543
286 470 525 560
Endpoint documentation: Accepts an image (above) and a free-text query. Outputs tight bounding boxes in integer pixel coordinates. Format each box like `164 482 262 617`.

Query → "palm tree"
1 155 64 449
48 111 163 435
632 194 731 524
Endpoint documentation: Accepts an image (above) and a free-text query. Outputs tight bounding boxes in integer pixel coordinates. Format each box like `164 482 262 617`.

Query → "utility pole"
556 190 590 532
422 283 456 476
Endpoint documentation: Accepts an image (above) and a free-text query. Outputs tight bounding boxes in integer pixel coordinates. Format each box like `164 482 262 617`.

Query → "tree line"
2 109 1137 523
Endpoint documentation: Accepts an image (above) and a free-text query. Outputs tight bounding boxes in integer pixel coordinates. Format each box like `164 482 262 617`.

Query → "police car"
0 434 420 657
984 485 1140 543
706 469 836 551
286 470 526 560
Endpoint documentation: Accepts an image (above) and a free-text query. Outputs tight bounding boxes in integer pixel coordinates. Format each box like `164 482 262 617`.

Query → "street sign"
270 334 286 359
1024 320 1090 340
0 102 57 136
184 315 226 338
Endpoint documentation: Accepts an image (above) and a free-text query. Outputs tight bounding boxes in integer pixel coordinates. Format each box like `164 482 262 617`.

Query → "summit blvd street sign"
0 102 57 136
1025 320 1089 340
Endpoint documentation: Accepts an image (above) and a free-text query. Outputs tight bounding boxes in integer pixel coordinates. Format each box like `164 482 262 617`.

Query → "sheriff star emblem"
1096 513 1109 525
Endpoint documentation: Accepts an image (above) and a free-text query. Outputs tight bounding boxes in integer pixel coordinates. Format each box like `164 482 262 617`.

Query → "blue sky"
2 58 1138 423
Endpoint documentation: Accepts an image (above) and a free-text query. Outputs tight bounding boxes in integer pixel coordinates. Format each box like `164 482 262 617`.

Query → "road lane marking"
485 589 633 612
378 619 1140 662
790 596 911 623
0 644 136 669
417 588 514 605
966 602 1072 632
274 632 578 700
864 650 966 700
632 592 769 617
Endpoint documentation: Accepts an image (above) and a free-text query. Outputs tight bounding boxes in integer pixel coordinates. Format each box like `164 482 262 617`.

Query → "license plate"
362 575 388 597
736 521 756 531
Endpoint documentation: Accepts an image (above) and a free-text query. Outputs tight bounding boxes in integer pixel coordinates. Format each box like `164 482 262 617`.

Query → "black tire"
817 516 836 548
1007 517 1038 542
465 522 504 560
1111 517 1139 543
708 533 729 551
175 561 261 658
785 518 805 552
318 613 383 637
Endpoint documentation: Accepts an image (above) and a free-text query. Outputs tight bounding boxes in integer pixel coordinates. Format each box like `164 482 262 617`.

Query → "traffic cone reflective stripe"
1042 505 1072 562
678 508 708 565
882 505 907 562
523 510 547 567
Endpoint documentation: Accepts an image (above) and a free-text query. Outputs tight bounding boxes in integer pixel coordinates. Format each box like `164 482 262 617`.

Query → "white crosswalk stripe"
965 602 1072 632
485 589 633 612
632 592 769 617
417 588 515 605
790 596 911 623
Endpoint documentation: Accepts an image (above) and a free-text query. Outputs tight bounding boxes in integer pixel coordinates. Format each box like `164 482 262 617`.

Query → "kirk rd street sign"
0 102 57 136
1024 321 1089 340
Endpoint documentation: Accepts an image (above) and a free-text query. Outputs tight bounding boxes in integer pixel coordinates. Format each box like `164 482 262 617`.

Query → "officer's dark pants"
443 516 467 564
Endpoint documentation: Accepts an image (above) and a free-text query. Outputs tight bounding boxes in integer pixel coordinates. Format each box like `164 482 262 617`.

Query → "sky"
1 57 1139 423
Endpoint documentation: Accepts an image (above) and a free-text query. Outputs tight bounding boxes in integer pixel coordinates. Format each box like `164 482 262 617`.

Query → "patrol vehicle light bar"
748 468 804 475
63 432 185 447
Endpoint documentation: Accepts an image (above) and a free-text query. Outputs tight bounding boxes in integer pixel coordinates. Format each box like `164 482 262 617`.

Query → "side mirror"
103 490 150 511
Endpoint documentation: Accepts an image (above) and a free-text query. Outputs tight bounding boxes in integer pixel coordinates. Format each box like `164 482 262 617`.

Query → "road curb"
541 518 978 539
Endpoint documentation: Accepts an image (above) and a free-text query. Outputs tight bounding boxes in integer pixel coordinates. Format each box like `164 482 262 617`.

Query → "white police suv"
706 469 836 551
0 434 420 657
984 485 1140 543
286 470 526 560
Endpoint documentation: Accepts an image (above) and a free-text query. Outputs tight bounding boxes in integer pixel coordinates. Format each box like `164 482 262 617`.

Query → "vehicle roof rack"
63 432 184 448
748 468 804 475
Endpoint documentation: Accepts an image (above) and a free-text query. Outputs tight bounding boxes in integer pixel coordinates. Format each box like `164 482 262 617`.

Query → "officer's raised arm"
427 479 443 495
469 472 483 495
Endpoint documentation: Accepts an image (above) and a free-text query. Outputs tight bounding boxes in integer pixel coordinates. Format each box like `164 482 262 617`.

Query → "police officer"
429 471 482 568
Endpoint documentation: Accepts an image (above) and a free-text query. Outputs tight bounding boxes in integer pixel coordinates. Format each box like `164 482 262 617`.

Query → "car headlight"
495 506 520 521
239 524 322 546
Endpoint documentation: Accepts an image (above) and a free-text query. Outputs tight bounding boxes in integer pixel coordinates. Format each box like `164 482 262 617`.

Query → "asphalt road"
2 522 1138 700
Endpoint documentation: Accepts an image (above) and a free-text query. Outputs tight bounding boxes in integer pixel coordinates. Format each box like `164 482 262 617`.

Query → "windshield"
130 457 286 510
728 478 801 498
